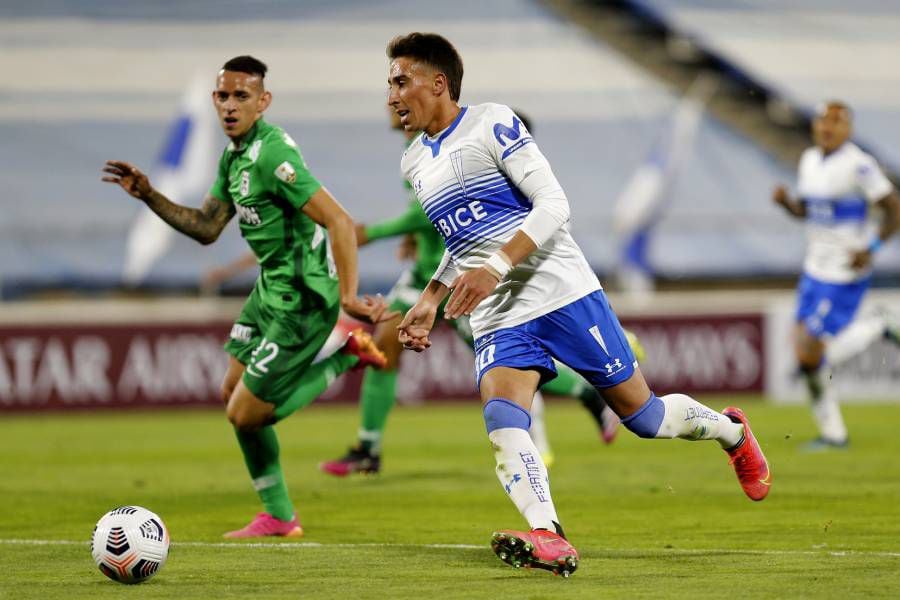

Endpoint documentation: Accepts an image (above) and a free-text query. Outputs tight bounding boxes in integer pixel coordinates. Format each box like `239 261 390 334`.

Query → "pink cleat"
723 407 772 501
599 405 621 444
223 513 304 539
491 529 579 577
341 329 387 370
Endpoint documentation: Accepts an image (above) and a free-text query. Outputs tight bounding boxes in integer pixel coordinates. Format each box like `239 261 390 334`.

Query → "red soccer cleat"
223 513 304 539
341 328 387 370
491 529 579 577
723 407 771 501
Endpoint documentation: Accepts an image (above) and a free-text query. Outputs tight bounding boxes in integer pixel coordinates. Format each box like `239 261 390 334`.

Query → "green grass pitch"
2 398 899 599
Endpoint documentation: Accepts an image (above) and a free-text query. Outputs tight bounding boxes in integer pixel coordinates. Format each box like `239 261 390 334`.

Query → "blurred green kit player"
102 55 394 538
321 113 645 477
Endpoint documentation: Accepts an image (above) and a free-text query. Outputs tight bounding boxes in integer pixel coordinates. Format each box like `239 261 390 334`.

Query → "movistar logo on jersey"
493 116 533 160
236 203 262 226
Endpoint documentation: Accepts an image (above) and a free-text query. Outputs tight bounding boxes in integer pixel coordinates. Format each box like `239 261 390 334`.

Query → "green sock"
235 426 294 521
272 352 358 421
542 363 609 427
358 367 398 455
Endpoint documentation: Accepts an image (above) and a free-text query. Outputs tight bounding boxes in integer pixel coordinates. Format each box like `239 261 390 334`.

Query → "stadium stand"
1 0 808 299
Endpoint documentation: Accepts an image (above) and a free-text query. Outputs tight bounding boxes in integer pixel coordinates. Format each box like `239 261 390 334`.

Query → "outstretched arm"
102 160 234 245
772 185 807 219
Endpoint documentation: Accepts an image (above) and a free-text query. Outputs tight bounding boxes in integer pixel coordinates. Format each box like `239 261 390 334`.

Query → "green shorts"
386 268 474 347
224 288 339 406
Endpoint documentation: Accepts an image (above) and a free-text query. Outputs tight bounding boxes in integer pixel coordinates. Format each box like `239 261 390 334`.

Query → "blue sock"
483 398 531 433
621 393 665 438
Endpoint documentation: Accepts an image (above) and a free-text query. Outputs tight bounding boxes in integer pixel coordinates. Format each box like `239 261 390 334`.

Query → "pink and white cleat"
223 513 304 539
491 529 579 577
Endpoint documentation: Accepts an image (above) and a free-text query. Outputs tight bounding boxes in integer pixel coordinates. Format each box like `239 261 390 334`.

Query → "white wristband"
484 252 512 281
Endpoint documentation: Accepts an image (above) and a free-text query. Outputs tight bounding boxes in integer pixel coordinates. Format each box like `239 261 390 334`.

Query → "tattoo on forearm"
144 192 234 244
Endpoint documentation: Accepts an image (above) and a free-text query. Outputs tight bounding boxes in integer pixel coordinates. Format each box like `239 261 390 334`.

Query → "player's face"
812 105 851 153
387 57 438 133
212 70 271 140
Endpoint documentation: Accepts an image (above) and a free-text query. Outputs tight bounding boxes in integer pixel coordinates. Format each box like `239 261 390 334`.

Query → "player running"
773 101 900 450
321 112 639 476
388 33 771 577
102 55 395 538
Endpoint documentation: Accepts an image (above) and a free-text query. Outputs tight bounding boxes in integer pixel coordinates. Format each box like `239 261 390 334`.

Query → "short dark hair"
387 33 463 101
817 99 852 121
511 109 532 133
222 55 268 79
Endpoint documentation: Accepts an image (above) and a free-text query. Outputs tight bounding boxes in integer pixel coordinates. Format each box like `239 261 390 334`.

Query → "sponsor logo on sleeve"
275 161 297 184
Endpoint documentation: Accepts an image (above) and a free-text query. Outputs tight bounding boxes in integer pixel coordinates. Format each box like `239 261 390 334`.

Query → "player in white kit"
387 32 771 577
773 101 900 450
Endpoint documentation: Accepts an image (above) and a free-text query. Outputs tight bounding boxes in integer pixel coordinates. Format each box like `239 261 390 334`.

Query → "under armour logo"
504 473 522 494
605 358 623 374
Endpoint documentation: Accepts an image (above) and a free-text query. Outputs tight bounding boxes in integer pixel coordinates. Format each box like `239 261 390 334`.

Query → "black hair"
818 100 852 121
222 55 268 79
512 109 532 133
387 33 464 101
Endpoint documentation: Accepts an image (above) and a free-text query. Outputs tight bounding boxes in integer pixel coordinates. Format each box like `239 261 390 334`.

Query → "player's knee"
796 344 824 370
226 404 262 432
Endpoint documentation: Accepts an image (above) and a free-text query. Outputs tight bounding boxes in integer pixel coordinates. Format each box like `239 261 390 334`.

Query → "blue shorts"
795 272 870 337
473 290 636 389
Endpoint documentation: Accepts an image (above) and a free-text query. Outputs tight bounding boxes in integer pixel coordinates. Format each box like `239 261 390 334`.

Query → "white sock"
357 429 382 455
488 427 559 531
528 391 552 459
656 393 745 449
804 368 847 442
826 315 886 366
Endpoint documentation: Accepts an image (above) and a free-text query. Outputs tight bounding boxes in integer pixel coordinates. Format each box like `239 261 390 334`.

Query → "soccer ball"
91 506 169 584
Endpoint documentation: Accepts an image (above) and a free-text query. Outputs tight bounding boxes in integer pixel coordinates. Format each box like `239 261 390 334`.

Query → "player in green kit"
102 55 395 538
320 113 645 476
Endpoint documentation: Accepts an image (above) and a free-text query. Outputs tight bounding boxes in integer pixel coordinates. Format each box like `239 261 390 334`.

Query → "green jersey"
209 119 337 312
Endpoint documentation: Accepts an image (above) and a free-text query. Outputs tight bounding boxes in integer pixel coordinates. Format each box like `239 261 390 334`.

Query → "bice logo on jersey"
235 204 262 226
436 200 488 237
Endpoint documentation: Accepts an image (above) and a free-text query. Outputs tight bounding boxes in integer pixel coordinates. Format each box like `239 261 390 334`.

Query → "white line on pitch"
2 538 899 558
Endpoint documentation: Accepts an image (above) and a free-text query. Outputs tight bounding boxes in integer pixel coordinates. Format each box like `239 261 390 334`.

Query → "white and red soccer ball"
91 506 169 584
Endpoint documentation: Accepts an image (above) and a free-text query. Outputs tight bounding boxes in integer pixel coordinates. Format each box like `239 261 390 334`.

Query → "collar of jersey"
421 106 468 158
818 141 850 162
227 119 267 153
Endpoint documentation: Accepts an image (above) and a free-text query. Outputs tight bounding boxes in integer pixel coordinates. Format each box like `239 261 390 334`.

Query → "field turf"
1 399 899 599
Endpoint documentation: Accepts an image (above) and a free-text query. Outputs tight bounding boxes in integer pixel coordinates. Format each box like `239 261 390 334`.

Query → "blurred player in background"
773 101 900 450
320 110 640 477
103 55 394 538
389 32 770 577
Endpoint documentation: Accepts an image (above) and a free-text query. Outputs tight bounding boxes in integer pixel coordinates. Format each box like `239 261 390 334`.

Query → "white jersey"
797 142 893 283
401 103 600 338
